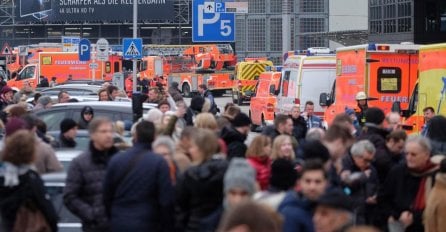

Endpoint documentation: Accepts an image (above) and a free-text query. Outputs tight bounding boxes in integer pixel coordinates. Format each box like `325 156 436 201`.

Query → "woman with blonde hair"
194 112 218 131
246 135 272 190
176 128 228 231
271 135 295 161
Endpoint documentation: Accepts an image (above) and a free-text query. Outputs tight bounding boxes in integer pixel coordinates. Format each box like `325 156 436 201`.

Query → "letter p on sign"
78 39 91 61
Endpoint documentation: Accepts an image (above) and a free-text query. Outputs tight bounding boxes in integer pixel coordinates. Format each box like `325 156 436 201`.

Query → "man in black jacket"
290 105 307 143
63 117 119 232
103 120 174 232
220 113 251 160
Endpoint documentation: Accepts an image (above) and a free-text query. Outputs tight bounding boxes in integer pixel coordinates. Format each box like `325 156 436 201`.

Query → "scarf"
412 162 438 211
0 162 33 187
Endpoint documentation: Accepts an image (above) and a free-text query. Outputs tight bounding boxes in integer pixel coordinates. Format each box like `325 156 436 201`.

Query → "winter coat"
175 157 228 232
247 156 271 190
341 154 379 224
291 116 307 143
35 137 64 174
0 167 58 232
359 123 389 154
202 90 218 115
52 134 77 149
373 145 405 184
63 142 118 232
430 140 446 156
220 126 247 160
378 163 438 232
306 115 323 129
424 173 446 232
103 143 174 232
278 191 315 232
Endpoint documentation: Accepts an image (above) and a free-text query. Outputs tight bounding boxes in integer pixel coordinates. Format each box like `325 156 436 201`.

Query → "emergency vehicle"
127 44 236 97
232 58 274 105
8 52 122 90
319 43 420 125
249 70 282 130
276 53 336 117
395 43 446 132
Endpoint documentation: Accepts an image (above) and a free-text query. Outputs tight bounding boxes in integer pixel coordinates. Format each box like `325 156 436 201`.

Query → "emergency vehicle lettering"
381 57 419 64
380 96 409 103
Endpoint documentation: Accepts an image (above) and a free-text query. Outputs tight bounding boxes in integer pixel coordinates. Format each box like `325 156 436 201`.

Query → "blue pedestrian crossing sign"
123 38 143 59
192 0 235 42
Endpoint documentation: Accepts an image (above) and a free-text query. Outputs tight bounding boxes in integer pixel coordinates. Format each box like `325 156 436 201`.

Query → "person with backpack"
198 84 218 115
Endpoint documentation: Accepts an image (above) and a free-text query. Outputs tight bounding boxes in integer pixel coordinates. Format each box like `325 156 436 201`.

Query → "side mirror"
230 75 235 81
391 101 401 113
319 93 330 107
269 85 276 95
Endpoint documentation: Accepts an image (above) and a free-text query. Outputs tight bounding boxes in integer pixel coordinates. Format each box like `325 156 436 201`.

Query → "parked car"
39 84 103 96
34 101 157 131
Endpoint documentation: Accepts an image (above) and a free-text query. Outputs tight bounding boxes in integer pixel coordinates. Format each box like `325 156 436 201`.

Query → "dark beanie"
302 140 330 163
190 96 205 112
269 158 298 191
316 189 354 212
60 118 78 134
365 107 385 125
5 117 27 137
232 113 251 127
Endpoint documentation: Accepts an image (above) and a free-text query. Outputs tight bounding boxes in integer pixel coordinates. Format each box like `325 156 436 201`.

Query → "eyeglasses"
362 157 374 163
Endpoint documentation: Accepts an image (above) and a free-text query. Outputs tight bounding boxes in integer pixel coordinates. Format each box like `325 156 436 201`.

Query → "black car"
35 101 157 131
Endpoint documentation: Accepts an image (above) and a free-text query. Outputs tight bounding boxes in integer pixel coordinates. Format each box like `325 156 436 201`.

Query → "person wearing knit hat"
224 158 257 207
365 107 385 126
5 117 27 137
313 189 355 232
52 118 78 148
0 86 14 112
220 113 251 160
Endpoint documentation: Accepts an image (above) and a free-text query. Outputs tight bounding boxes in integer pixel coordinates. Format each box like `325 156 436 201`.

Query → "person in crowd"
424 156 446 232
0 86 14 112
426 115 446 155
305 127 325 141
385 112 402 131
290 104 307 143
333 113 358 137
146 87 162 104
201 158 257 231
271 135 295 161
184 95 205 126
39 75 49 87
359 107 389 160
7 115 63 174
303 101 323 129
52 118 78 148
0 75 6 90
78 106 94 129
175 128 228 231
31 92 42 106
262 114 294 142
195 112 218 131
32 95 52 112
107 85 119 101
175 100 188 128
379 135 439 232
168 81 183 102
174 126 194 173
144 108 163 126
158 100 171 114
217 201 283 232
103 121 174 232
58 90 70 103
321 124 355 188
0 130 58 232
220 112 251 160
345 107 361 135
136 74 150 94
98 89 109 101
64 117 119 232
158 111 179 137
198 84 218 114
421 106 435 136
153 136 179 184
254 158 298 210
246 135 272 191
313 189 355 232
355 91 369 126
49 76 57 87
279 160 329 232
299 140 331 168
374 130 407 183
14 80 34 104
216 103 241 131
340 140 379 224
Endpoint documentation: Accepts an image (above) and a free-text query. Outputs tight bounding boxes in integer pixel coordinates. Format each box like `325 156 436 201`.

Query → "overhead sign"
193 0 235 42
78 39 91 61
96 38 109 61
62 36 80 52
1 43 12 56
14 0 174 22
123 38 143 59
89 63 98 69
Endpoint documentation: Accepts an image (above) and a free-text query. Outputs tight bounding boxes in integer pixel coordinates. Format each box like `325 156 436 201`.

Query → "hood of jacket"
220 126 247 144
188 158 228 182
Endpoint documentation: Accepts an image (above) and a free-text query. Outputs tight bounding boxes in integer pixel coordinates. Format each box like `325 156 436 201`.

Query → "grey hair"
406 134 432 153
152 136 176 157
305 128 325 141
350 140 376 157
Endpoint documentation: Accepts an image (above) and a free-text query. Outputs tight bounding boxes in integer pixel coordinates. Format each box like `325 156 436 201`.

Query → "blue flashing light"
368 43 377 51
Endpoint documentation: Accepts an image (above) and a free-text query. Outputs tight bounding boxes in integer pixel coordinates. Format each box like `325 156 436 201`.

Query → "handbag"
13 199 51 232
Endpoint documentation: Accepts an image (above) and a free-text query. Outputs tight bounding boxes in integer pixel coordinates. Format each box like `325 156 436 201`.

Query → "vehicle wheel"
237 92 243 106
249 111 257 132
232 91 237 104
261 114 266 127
182 84 191 98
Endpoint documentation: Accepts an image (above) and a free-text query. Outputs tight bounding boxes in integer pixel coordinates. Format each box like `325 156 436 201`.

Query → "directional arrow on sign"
204 1 215 13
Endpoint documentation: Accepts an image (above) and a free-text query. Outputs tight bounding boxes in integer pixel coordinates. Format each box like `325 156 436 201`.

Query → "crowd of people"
0 79 445 232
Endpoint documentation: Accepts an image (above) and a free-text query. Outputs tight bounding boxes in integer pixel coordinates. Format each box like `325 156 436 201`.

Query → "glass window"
281 71 291 97
248 0 265 14
377 67 401 93
300 18 325 33
39 110 68 131
300 0 324 13
270 18 282 51
247 18 266 52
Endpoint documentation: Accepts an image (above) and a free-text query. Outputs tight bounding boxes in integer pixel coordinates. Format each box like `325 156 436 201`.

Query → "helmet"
355 91 367 101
